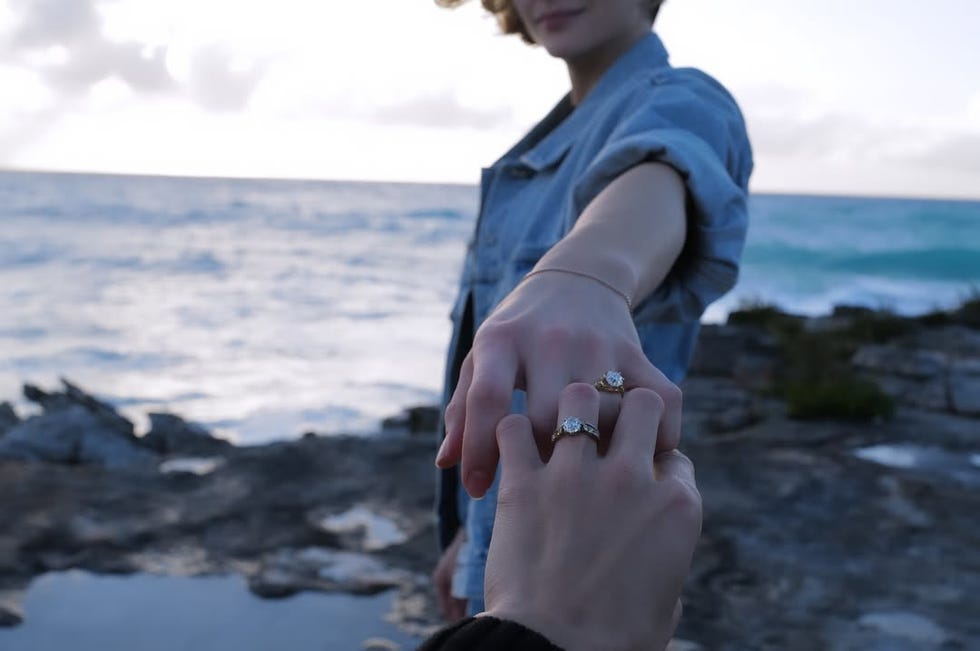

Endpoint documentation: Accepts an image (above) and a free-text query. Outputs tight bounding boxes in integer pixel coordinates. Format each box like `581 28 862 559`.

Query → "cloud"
740 82 980 175
2 0 264 104
0 0 269 161
185 45 265 112
913 133 980 174
7 0 99 48
4 0 173 94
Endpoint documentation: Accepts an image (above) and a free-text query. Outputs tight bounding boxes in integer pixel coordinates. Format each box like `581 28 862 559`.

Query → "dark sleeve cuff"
417 616 564 651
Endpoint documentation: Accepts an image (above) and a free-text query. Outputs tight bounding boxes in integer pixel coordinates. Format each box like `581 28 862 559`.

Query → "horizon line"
2 165 978 204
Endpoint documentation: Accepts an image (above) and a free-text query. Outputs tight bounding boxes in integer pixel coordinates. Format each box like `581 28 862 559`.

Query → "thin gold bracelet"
522 267 633 309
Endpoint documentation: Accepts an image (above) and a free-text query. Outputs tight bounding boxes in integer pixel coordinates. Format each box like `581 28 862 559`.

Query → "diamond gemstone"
563 417 582 433
605 371 624 387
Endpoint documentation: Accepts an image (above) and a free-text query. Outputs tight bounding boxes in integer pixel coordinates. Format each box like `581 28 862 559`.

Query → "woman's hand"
481 383 701 651
436 270 682 498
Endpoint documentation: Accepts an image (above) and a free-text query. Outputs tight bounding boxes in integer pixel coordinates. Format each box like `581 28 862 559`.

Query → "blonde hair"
435 0 665 44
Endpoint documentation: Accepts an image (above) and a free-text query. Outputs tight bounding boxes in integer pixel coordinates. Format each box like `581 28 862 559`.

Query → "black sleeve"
417 616 565 651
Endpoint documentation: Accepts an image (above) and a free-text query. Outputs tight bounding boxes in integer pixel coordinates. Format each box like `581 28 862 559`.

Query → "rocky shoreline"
1 304 978 649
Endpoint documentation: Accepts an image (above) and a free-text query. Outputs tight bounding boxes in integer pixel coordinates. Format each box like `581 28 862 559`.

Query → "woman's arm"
539 161 687 309
436 162 687 498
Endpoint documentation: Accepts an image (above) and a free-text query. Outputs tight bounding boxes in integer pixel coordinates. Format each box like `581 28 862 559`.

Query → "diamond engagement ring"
595 370 625 394
551 416 600 444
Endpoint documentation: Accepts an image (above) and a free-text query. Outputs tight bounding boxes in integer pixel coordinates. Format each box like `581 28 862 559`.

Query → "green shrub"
727 301 804 336
786 377 895 421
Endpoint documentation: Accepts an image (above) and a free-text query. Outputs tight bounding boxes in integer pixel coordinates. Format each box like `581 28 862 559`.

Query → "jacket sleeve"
571 67 754 324
417 616 564 651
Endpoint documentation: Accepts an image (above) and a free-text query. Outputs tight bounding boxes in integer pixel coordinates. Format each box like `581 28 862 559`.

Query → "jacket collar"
504 32 671 173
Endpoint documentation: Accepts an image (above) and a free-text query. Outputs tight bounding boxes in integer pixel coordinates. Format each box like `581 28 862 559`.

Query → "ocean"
2 170 978 445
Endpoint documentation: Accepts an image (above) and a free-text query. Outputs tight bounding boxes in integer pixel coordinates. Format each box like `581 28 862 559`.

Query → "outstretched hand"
435 271 682 498
481 383 701 651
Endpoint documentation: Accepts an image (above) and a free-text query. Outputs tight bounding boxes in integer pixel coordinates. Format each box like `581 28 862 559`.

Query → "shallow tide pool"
0 570 421 651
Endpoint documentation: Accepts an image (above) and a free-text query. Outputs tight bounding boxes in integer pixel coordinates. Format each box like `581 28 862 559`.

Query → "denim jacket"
436 32 753 605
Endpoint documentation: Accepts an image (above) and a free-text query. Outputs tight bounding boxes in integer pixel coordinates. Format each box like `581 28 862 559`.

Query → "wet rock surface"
1 306 978 649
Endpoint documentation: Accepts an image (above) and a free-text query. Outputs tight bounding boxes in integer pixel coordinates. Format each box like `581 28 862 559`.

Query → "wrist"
533 235 640 308
482 607 655 651
521 267 633 309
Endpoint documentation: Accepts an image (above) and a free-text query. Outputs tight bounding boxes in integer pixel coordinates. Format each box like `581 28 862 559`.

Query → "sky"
0 0 978 199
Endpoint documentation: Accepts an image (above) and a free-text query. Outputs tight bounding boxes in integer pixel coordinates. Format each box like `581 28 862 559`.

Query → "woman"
420 383 702 650
432 0 752 617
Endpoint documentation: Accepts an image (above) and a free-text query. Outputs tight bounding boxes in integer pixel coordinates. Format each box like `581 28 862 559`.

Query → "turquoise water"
705 193 980 321
1 171 978 443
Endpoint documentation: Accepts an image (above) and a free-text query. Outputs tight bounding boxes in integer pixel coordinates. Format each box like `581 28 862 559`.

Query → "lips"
535 7 584 31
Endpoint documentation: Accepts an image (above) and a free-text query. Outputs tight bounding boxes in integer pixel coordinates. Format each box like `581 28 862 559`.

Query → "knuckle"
604 457 650 495
475 321 515 347
496 484 532 510
444 399 463 424
629 386 666 415
466 382 510 411
661 477 703 526
539 324 573 349
659 381 683 410
496 413 528 438
578 329 605 355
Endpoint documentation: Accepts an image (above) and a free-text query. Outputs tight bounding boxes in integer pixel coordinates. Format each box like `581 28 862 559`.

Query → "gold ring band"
552 416 600 444
595 370 625 395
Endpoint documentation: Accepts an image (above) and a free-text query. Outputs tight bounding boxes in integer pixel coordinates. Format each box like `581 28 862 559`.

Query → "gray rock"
949 358 980 417
382 406 441 436
248 547 411 598
0 591 24 627
0 402 19 436
405 406 440 435
141 412 231 456
690 326 777 378
24 379 134 438
910 325 980 358
0 406 155 468
731 352 782 392
852 345 948 380
705 404 763 434
872 374 950 412
857 611 948 645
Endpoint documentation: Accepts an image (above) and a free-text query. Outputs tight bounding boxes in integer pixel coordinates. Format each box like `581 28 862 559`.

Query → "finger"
606 387 665 466
526 327 611 456
620 355 682 452
450 597 467 621
495 414 543 481
522 336 568 440
549 383 601 467
596 391 622 448
653 449 697 492
433 566 453 619
437 353 474 468
461 342 519 498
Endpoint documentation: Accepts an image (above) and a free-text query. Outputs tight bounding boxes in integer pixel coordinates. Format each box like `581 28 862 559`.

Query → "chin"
537 38 591 61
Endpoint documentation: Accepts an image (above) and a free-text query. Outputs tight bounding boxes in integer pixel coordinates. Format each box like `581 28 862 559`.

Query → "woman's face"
512 0 652 63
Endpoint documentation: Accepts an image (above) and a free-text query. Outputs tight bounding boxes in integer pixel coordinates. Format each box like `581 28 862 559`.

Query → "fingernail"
435 437 450 467
467 470 490 499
